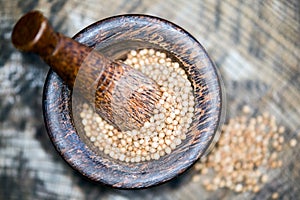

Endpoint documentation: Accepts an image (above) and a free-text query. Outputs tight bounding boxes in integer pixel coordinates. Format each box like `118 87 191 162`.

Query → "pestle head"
12 10 162 131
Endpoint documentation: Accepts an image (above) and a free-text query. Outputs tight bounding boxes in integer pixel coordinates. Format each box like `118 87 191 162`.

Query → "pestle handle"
12 10 161 131
11 11 59 56
12 10 92 87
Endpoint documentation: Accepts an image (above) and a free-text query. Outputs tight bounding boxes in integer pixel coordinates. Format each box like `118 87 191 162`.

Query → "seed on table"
275 145 282 151
235 184 243 193
120 147 126 153
205 184 214 191
242 105 251 114
261 175 268 183
278 126 285 134
192 175 201 182
253 185 260 193
126 137 133 144
191 107 297 194
272 192 279 199
278 136 284 143
290 138 297 147
277 160 283 167
201 167 208 175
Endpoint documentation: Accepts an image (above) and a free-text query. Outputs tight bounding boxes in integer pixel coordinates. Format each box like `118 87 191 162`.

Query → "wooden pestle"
11 11 161 131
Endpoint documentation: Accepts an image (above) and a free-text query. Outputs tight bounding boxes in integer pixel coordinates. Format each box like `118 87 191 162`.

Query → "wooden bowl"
43 14 223 188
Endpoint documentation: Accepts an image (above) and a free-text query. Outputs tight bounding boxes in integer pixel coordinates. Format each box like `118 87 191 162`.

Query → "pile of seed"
80 49 195 163
193 105 297 193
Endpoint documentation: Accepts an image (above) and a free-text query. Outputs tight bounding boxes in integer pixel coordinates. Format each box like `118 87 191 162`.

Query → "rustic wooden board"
0 0 299 199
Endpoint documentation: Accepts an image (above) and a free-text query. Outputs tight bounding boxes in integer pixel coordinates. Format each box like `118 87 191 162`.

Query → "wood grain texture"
43 15 222 188
12 11 161 132
1 0 299 199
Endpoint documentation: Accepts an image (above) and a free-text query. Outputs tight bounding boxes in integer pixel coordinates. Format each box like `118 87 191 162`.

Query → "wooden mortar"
11 10 161 132
14 13 223 188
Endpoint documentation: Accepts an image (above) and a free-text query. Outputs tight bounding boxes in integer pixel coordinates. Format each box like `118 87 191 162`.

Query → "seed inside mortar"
80 49 195 163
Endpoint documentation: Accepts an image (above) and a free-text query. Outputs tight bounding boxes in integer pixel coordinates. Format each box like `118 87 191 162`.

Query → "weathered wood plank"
0 0 299 199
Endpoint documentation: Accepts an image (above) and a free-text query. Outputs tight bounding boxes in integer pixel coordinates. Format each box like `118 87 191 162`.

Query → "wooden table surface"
1 0 299 199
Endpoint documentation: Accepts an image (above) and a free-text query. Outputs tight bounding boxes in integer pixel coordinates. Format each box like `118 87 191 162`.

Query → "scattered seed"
272 192 279 199
192 107 296 194
290 138 297 147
